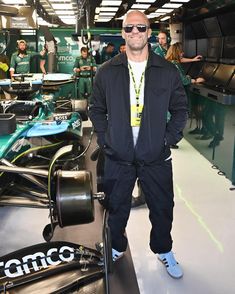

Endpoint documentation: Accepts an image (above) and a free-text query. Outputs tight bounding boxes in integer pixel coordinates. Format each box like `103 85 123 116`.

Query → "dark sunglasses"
123 24 149 33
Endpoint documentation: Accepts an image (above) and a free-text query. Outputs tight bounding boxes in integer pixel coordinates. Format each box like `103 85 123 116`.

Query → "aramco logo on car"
0 246 75 278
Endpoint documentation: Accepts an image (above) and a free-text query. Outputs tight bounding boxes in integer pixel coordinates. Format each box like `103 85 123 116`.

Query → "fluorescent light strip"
99 7 119 12
54 10 75 15
163 3 183 8
51 3 73 9
161 16 170 21
99 12 116 16
170 0 190 2
155 8 173 13
49 0 71 2
2 0 26 3
137 0 156 2
95 19 111 22
101 0 122 6
131 4 151 9
147 13 166 18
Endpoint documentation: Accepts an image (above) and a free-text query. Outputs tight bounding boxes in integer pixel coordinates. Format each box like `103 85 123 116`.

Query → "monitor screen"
227 72 235 92
222 36 235 59
184 23 195 39
197 38 208 56
207 64 235 87
203 17 222 38
187 61 204 79
218 12 235 36
191 20 207 39
207 37 222 59
183 39 196 57
200 62 218 81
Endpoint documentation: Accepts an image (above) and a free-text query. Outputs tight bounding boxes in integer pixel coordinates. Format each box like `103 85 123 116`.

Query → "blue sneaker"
158 251 183 279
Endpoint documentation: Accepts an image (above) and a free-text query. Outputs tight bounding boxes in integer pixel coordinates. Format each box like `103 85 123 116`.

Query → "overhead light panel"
2 0 26 4
162 3 183 8
99 12 116 15
101 0 122 6
170 0 190 2
147 13 166 18
131 4 151 9
51 3 73 10
155 9 174 13
54 10 75 15
161 16 171 21
95 18 112 22
137 0 156 2
99 7 119 12
50 0 71 2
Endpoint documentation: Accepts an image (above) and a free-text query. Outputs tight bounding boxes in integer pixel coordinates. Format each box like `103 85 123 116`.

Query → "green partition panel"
184 91 235 184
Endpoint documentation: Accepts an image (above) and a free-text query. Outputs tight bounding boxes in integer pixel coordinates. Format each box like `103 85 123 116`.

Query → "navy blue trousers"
103 156 174 254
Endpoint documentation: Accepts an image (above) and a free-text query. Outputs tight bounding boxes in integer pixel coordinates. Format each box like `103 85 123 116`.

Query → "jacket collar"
110 49 166 68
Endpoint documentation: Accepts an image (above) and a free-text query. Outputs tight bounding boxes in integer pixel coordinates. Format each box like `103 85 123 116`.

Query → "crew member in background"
73 47 96 100
165 43 205 86
100 42 116 63
154 30 202 62
0 53 11 99
9 40 46 78
119 43 126 53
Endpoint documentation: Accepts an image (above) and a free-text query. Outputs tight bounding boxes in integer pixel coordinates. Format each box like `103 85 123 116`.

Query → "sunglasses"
123 24 149 33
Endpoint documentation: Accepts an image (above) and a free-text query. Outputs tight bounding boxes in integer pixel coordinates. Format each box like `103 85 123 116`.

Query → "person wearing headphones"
9 40 46 78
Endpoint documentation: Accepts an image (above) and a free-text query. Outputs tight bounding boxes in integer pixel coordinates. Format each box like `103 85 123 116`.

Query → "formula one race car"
0 73 93 238
0 73 112 293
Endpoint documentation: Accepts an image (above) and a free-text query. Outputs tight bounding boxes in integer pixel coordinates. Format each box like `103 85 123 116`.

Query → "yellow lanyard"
128 63 145 114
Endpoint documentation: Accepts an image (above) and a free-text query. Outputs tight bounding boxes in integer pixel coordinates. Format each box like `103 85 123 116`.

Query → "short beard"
18 49 27 55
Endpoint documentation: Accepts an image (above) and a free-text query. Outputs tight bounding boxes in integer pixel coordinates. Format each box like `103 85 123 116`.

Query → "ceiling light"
147 13 166 18
162 3 183 8
131 4 151 9
101 1 122 6
54 10 75 15
2 0 26 4
137 0 156 2
95 18 112 22
99 7 119 12
95 7 100 14
170 0 190 2
155 9 174 13
99 12 116 16
49 0 71 2
161 16 171 21
51 3 73 10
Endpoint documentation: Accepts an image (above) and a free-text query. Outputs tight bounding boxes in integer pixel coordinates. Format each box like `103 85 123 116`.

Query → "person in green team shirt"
9 39 46 78
73 47 97 100
154 30 202 62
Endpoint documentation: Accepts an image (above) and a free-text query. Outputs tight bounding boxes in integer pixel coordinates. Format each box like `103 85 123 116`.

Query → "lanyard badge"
128 63 145 127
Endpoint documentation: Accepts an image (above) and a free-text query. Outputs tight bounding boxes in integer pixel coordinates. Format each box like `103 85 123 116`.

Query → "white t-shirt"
128 59 147 146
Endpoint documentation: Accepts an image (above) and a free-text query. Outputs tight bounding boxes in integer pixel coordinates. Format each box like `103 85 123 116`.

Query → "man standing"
10 40 46 77
73 47 96 100
89 10 187 279
100 42 116 63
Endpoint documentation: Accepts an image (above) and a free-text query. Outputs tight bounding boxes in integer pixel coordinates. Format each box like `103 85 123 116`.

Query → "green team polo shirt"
73 56 96 77
154 45 167 58
10 51 44 74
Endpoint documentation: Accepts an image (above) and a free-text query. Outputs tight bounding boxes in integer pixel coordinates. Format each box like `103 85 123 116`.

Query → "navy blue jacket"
89 50 188 165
